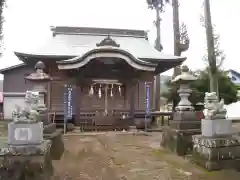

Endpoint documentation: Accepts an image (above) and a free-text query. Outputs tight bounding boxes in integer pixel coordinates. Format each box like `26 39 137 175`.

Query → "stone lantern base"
43 123 64 160
192 134 240 171
160 110 201 156
170 111 201 130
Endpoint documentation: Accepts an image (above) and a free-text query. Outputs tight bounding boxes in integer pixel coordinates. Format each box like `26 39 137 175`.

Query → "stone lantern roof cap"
171 65 197 83
25 61 52 81
35 61 46 70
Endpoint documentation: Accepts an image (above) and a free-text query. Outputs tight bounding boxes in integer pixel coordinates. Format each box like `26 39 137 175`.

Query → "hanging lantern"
110 84 113 97
89 85 94 96
118 85 122 96
98 84 102 98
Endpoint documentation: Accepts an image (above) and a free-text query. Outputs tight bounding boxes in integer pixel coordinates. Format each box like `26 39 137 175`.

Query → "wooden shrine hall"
14 26 186 130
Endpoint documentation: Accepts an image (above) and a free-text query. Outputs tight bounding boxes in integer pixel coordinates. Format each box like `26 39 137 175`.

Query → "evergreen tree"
162 70 238 107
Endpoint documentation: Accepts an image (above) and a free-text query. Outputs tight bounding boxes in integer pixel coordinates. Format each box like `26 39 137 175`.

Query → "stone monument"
161 65 201 156
0 91 53 180
25 61 64 160
192 92 240 171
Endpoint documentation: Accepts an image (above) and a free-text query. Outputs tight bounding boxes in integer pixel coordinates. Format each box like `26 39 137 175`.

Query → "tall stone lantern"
25 61 51 105
25 61 64 160
25 61 52 125
161 65 201 156
170 65 200 130
172 65 196 112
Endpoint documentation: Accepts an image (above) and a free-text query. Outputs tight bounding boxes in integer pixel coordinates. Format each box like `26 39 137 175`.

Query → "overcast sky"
0 0 239 80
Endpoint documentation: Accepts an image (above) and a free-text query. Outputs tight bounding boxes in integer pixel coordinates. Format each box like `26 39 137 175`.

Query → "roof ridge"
50 26 147 38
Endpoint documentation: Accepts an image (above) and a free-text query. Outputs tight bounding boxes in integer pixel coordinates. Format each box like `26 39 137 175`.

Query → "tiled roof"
14 27 185 62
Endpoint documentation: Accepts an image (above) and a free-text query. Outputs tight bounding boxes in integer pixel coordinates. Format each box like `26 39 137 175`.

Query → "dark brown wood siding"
48 65 66 111
2 66 34 92
48 65 154 112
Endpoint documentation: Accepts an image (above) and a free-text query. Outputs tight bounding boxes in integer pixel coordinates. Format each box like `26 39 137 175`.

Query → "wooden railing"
49 110 203 131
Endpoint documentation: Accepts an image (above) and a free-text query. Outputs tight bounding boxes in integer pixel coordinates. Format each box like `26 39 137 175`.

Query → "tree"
0 0 5 52
148 0 190 76
203 0 219 97
162 70 238 107
171 0 190 76
146 0 170 111
146 0 170 51
163 11 231 108
201 28 225 70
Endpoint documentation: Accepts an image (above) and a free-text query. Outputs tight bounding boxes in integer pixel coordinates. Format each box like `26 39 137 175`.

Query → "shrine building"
0 26 186 130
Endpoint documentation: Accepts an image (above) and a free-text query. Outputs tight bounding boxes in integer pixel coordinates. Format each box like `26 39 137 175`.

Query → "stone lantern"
160 65 201 156
25 61 64 160
24 61 51 125
25 61 52 105
171 65 196 111
170 65 200 130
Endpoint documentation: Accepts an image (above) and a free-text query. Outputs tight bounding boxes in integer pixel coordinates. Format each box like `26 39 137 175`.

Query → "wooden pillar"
47 82 51 111
155 75 161 111
129 85 135 118
70 78 80 125
129 80 138 125
73 84 81 125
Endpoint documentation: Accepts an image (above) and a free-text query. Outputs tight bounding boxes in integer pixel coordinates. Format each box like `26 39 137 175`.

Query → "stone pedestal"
170 111 201 130
43 123 64 160
161 125 201 156
161 110 201 156
0 139 53 180
8 122 43 145
202 119 233 137
191 92 240 171
192 135 240 171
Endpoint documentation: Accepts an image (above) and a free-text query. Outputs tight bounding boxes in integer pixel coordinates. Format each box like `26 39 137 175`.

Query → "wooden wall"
48 65 154 113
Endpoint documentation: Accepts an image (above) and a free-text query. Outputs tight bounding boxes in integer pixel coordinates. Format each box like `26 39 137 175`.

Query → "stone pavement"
51 132 240 180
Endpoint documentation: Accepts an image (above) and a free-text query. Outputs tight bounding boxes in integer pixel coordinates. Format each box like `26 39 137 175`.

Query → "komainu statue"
203 92 226 120
12 91 41 122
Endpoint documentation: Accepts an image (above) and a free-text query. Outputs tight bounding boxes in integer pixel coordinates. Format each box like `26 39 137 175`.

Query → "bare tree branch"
200 15 225 70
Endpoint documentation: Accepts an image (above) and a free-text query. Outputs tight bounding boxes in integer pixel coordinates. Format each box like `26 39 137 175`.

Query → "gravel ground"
52 132 240 180
1 121 240 180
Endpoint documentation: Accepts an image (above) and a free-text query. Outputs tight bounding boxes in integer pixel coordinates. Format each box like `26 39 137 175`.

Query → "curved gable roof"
14 26 186 62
